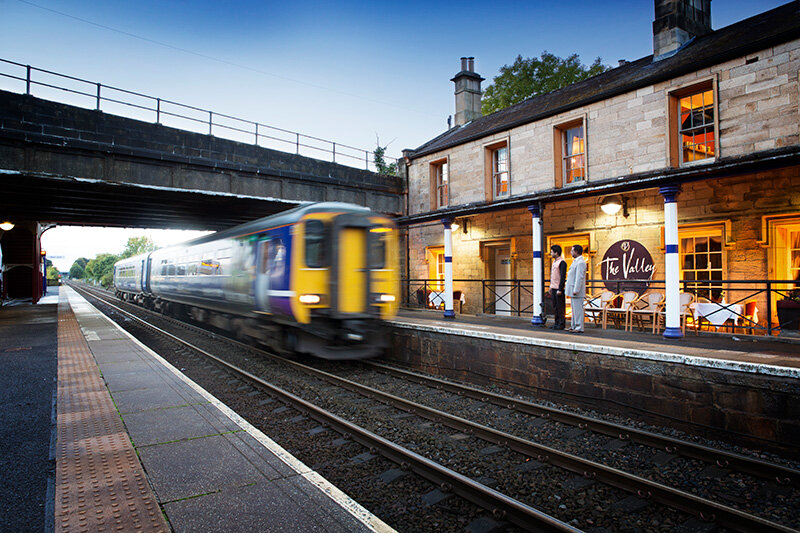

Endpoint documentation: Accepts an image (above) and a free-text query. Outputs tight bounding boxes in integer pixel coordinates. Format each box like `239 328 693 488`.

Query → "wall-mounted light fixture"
600 195 629 217
450 221 459 232
0 221 14 231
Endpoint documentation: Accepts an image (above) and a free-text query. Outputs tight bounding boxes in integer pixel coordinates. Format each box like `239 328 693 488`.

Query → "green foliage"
120 236 156 259
68 260 87 279
46 266 60 280
373 145 397 176
481 51 609 115
85 253 119 287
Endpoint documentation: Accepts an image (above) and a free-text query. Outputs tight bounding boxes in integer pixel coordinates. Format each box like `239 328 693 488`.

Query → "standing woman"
565 244 587 333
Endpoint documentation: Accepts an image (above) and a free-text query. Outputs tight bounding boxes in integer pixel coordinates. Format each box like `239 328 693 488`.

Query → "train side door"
255 238 270 313
144 257 152 293
336 224 368 315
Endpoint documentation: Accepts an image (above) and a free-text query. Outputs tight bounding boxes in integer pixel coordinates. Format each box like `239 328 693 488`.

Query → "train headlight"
299 294 322 305
373 293 396 303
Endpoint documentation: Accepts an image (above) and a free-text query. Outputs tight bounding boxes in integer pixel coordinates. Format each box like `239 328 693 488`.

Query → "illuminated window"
430 158 449 209
426 246 445 291
554 118 586 187
669 82 716 167
790 229 800 284
493 145 509 198
681 233 723 300
679 89 715 163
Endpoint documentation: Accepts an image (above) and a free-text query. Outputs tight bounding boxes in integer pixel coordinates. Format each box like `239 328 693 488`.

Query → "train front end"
290 210 399 359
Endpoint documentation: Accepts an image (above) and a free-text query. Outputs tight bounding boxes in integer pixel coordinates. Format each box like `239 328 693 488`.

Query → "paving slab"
64 287 392 532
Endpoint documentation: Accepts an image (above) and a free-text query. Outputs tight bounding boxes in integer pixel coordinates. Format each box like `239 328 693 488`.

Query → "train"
112 202 399 359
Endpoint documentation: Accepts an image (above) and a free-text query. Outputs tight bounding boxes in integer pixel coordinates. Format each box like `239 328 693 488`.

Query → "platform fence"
402 277 800 336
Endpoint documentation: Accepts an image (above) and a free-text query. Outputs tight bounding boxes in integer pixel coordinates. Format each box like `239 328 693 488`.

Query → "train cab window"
369 231 387 269
305 220 328 268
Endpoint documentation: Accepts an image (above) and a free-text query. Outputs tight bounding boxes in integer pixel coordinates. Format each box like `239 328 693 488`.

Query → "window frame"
483 139 510 201
667 78 718 168
429 157 450 210
675 223 728 300
553 117 587 188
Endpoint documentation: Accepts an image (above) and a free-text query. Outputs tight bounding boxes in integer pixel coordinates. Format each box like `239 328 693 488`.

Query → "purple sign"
600 240 655 295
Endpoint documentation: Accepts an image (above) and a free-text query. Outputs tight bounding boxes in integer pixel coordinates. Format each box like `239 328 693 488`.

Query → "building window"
554 118 586 188
484 140 510 201
669 81 716 167
426 246 445 291
493 146 509 198
430 158 449 209
681 233 723 300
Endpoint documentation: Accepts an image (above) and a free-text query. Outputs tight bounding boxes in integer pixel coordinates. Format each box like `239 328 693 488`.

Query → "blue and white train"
113 202 399 359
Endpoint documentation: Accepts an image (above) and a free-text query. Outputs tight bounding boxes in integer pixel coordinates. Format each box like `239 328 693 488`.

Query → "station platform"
1 287 392 533
388 309 800 455
392 309 800 377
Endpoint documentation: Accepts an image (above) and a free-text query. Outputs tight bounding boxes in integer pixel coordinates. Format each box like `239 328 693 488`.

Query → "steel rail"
366 361 800 486
263 357 798 533
71 284 579 533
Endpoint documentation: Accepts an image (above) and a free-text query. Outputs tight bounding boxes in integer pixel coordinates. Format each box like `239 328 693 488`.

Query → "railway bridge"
0 86 404 300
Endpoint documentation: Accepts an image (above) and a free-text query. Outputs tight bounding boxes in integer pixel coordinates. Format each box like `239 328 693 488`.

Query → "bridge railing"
0 58 397 173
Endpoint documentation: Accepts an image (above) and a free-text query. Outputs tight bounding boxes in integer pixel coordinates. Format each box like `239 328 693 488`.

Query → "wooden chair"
628 292 664 332
654 292 696 335
584 290 615 328
602 291 638 329
735 300 758 334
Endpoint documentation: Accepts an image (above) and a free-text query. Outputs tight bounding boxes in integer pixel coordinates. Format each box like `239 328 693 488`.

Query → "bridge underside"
1 169 298 231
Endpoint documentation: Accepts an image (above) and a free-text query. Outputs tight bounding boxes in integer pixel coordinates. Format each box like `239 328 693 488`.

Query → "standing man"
549 245 567 330
565 244 587 333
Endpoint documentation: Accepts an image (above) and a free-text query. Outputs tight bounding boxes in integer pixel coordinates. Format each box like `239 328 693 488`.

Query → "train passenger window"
167 265 176 276
369 233 387 269
305 220 328 268
177 265 186 276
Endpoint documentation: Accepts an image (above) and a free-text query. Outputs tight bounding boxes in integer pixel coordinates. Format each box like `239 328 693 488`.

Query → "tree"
85 253 119 287
46 266 60 281
481 52 609 115
68 257 90 279
373 144 397 176
120 236 156 259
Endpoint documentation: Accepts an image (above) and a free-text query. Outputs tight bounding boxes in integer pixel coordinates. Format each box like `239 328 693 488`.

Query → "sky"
1 0 790 271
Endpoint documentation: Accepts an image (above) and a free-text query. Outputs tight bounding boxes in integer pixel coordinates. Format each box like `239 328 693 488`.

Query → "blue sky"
1 0 790 269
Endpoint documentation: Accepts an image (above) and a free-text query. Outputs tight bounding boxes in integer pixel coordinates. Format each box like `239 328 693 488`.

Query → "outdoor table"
691 300 747 329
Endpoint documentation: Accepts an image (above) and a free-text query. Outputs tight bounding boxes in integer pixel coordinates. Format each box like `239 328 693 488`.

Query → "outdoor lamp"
600 196 628 217
0 221 14 231
450 222 459 232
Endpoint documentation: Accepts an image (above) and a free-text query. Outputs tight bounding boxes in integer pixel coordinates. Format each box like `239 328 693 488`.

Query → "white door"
495 248 511 316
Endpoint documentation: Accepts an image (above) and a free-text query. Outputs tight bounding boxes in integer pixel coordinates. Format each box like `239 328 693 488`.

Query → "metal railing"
0 58 397 173
403 277 800 336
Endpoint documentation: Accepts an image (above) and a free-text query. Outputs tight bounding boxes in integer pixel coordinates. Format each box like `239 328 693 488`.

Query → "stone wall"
408 168 800 324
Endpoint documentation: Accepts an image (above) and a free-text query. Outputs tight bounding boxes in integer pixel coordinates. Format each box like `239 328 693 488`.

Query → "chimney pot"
467 57 474 71
618 59 627 67
460 57 468 71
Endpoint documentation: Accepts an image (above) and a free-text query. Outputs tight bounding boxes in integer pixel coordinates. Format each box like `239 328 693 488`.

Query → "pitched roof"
407 2 800 160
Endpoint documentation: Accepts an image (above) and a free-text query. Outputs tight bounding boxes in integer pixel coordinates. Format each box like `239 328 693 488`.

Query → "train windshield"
305 220 328 268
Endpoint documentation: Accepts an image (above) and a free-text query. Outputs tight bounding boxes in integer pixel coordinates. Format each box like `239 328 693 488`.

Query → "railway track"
72 283 800 532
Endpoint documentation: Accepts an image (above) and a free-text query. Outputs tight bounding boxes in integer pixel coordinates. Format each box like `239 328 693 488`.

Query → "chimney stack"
653 0 712 60
451 56 484 126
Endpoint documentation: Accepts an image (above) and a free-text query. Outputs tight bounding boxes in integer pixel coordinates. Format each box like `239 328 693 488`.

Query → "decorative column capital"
659 185 681 203
441 218 454 229
527 204 541 218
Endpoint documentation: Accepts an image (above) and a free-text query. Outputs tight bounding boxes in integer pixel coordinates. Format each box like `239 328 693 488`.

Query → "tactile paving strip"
56 298 168 532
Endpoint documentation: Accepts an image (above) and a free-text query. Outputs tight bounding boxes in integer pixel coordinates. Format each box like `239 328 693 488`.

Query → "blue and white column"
528 204 545 326
442 218 455 319
660 185 682 338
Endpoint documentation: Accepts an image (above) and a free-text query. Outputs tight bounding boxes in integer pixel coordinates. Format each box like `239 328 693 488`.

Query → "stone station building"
399 1 800 337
